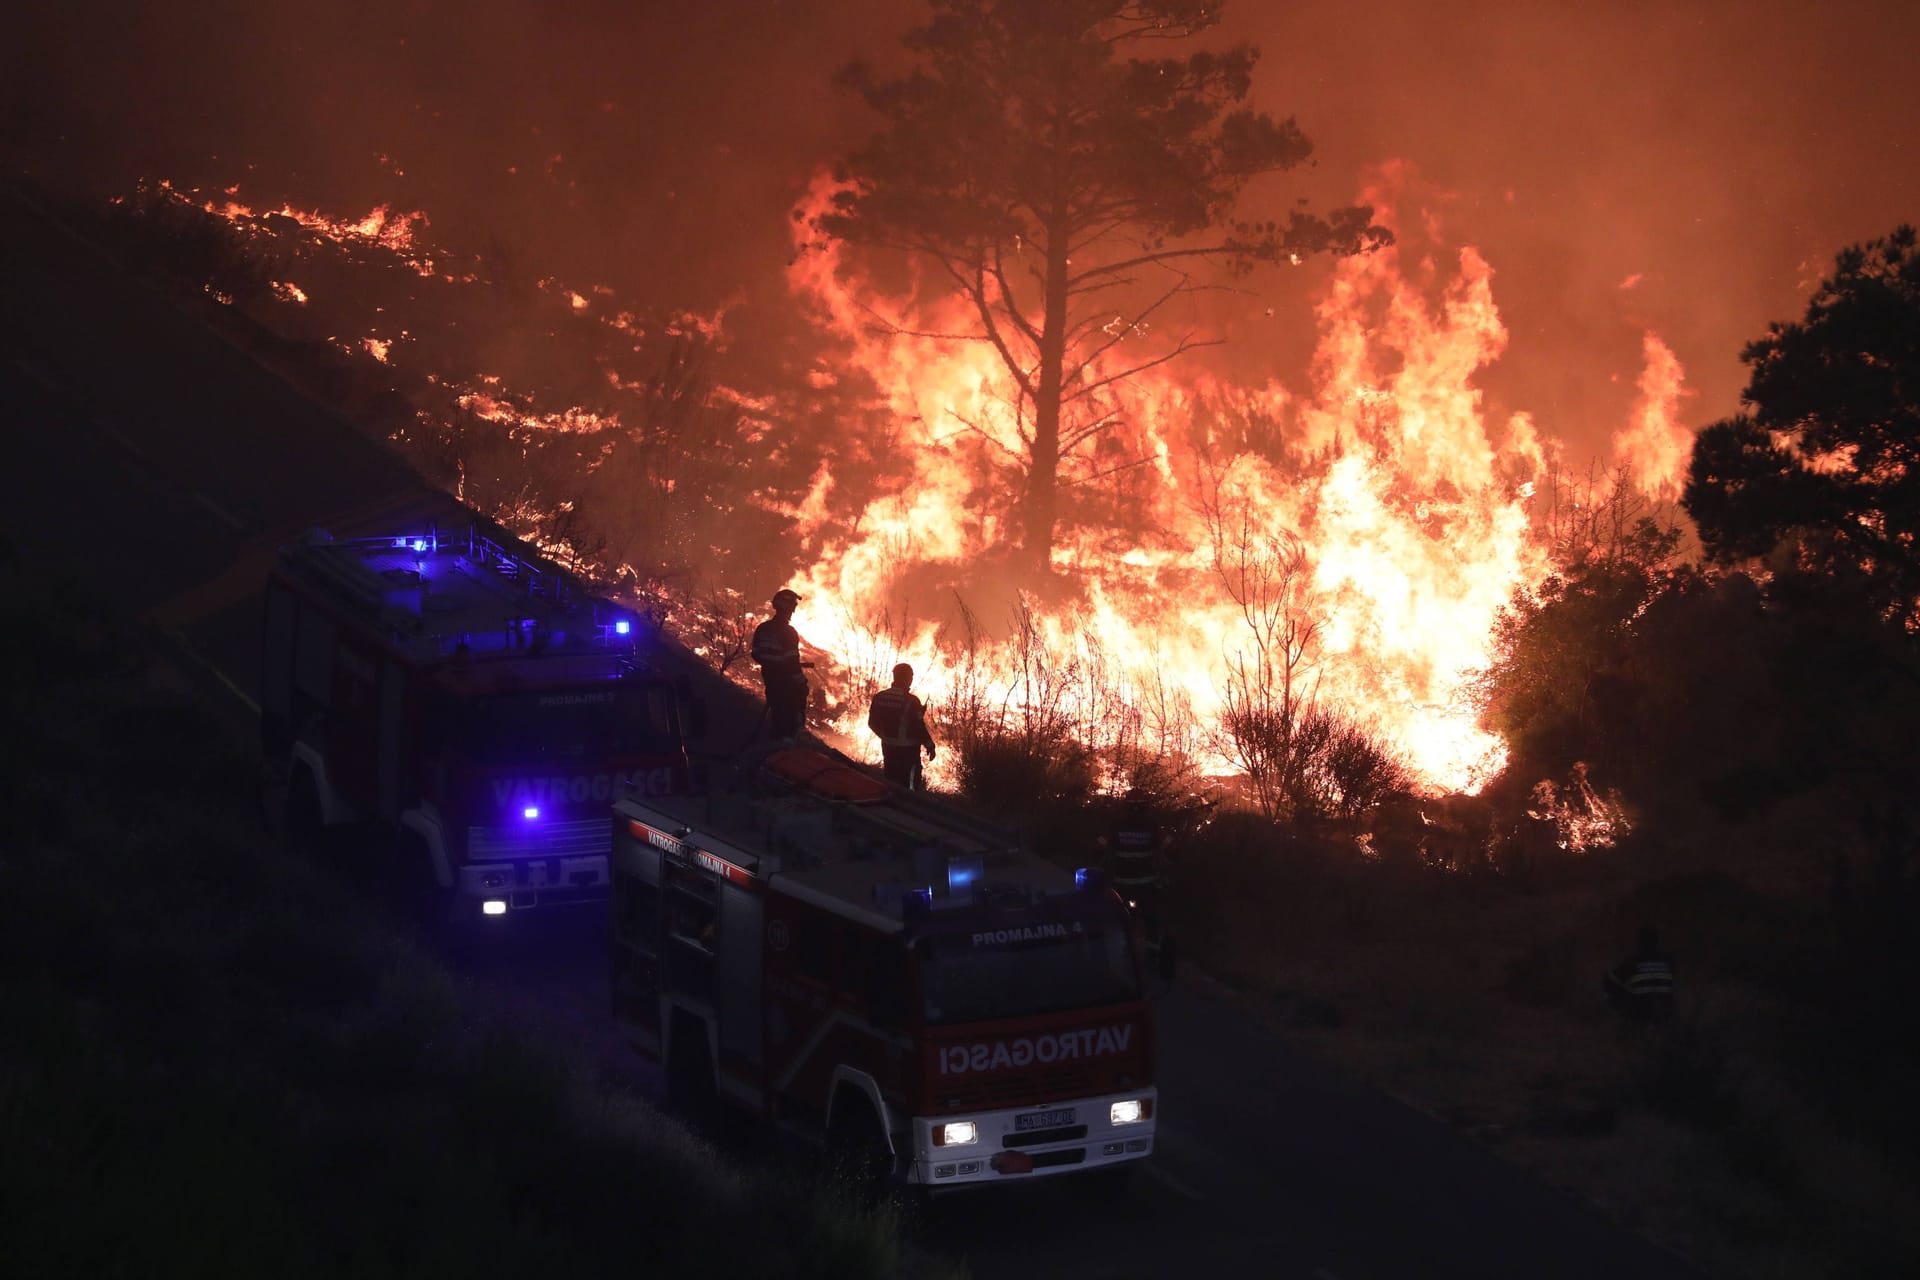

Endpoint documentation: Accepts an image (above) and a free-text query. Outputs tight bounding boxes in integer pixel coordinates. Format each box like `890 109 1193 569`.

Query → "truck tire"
666 1015 717 1124
825 1087 893 1199
400 831 456 939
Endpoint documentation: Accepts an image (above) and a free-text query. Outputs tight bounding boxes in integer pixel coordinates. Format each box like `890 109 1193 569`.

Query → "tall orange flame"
1613 331 1694 502
780 169 1680 794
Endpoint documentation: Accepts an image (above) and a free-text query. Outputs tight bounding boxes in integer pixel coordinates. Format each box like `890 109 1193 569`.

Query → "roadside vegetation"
0 542 947 1280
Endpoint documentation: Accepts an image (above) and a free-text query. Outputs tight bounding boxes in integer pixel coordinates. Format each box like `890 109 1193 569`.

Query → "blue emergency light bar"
1075 866 1109 892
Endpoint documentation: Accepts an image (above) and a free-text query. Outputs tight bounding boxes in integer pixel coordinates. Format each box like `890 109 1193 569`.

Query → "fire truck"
610 747 1158 1189
261 516 701 927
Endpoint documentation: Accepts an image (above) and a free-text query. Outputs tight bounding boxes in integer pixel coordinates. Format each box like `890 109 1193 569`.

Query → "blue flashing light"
1075 867 1089 888
947 856 983 894
411 538 429 553
614 619 631 636
523 805 540 820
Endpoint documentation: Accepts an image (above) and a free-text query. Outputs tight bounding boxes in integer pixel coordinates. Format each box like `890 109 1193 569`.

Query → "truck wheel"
825 1089 893 1199
285 767 323 858
666 1016 717 1124
400 832 456 938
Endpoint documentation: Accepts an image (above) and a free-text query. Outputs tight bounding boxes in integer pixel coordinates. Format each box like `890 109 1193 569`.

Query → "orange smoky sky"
5 0 1915 458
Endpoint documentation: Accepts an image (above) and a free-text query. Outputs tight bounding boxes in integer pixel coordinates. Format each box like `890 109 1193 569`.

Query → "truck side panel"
716 880 764 1072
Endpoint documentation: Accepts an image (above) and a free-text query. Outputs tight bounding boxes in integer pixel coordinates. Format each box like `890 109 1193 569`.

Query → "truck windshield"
917 923 1141 1025
460 683 677 763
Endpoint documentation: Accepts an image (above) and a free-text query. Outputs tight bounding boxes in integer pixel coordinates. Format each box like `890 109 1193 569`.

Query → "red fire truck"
610 748 1158 1189
262 517 700 928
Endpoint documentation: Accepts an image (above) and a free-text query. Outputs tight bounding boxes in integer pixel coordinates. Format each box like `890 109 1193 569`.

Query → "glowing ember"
146 179 464 281
452 387 621 435
1528 763 1631 852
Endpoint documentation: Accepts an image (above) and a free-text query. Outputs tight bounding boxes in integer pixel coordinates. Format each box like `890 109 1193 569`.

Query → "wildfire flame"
141 178 478 283
147 167 1694 818
780 168 1686 796
1612 331 1694 502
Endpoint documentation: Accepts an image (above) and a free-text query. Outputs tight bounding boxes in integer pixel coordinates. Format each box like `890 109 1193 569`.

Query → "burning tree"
812 0 1387 571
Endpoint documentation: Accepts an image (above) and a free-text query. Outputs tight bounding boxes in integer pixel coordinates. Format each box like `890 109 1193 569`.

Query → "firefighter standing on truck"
868 663 936 789
752 588 812 745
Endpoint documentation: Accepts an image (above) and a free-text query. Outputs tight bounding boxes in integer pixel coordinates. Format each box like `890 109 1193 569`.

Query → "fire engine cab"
262 519 698 926
611 748 1157 1188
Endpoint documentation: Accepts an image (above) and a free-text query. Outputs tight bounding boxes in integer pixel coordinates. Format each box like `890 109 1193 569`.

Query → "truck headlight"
934 1120 978 1147
1110 1098 1151 1126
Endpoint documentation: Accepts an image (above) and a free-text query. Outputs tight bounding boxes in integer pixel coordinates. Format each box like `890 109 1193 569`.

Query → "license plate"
1015 1108 1075 1131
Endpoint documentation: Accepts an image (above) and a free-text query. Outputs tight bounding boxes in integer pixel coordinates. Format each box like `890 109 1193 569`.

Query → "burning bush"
1214 684 1413 827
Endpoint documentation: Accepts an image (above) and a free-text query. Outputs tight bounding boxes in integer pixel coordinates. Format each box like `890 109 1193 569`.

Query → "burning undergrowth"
103 169 1685 852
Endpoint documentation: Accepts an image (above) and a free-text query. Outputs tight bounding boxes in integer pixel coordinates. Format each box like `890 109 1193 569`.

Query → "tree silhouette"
1684 225 1920 628
814 0 1388 571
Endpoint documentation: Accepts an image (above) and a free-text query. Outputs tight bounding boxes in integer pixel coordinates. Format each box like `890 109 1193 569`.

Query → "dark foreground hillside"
0 544 939 1280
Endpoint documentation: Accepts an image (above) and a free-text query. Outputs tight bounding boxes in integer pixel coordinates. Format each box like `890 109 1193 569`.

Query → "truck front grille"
1003 1125 1088 1148
937 1064 1099 1112
468 817 609 861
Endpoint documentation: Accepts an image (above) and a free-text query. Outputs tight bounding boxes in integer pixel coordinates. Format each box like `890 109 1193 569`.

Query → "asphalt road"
1 183 1704 1280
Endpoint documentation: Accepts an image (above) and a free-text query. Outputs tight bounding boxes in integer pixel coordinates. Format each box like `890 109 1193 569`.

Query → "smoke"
7 0 1916 457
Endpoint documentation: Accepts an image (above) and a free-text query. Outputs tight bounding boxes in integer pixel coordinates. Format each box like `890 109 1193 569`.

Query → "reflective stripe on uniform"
869 687 929 747
1627 961 1673 996
752 621 800 666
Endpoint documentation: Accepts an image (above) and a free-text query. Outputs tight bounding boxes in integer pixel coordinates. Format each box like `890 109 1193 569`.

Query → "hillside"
0 545 947 1280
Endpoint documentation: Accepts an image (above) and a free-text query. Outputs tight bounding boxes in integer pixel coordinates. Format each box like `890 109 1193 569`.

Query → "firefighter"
1604 923 1675 1024
1100 789 1167 901
1101 788 1176 982
751 588 812 745
868 662 936 789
